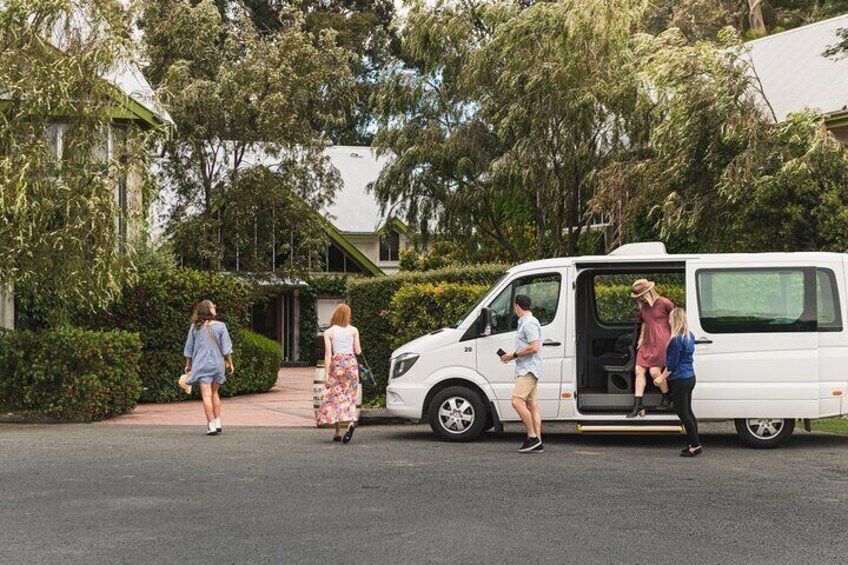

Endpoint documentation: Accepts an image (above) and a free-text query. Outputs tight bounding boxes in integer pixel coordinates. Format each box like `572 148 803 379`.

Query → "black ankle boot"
626 397 645 419
661 392 673 409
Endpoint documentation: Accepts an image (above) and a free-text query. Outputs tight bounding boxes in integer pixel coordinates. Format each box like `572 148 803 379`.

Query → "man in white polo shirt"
500 294 543 453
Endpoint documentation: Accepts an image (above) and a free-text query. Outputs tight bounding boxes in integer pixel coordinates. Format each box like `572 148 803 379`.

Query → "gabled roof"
744 13 848 122
39 3 174 129
149 144 399 275
104 59 174 128
322 146 396 234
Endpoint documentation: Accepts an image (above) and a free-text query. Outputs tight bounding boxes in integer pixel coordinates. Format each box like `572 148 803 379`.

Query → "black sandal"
333 435 342 442
342 425 355 444
680 445 703 457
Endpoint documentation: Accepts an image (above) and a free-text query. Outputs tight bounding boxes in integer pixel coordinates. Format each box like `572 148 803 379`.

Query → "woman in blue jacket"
656 307 702 457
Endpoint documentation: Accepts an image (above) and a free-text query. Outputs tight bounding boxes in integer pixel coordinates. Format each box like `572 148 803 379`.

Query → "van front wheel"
428 386 487 442
734 418 795 448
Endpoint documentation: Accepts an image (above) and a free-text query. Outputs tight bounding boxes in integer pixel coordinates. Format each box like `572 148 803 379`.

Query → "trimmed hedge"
297 275 349 363
219 330 280 397
88 269 257 402
595 284 686 324
0 327 142 422
347 264 507 389
389 283 489 348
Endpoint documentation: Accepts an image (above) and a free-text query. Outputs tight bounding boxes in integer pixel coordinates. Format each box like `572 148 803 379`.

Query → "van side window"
487 273 561 334
817 268 842 332
696 269 815 333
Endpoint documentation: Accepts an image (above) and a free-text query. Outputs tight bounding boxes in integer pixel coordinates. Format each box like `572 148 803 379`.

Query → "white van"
386 243 848 448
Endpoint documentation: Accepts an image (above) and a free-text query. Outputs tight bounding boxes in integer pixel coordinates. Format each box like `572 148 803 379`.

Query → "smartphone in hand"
496 348 507 358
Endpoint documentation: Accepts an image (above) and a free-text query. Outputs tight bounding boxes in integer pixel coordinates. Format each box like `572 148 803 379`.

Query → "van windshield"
452 273 508 328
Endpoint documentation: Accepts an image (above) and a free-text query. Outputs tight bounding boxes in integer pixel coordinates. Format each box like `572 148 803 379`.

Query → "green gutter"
389 216 411 236
825 109 848 130
322 219 384 276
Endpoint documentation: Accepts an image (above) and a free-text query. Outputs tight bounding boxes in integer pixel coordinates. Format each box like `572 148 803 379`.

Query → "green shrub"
347 264 507 390
87 269 257 402
389 283 489 348
595 284 686 325
220 330 280 397
0 327 142 421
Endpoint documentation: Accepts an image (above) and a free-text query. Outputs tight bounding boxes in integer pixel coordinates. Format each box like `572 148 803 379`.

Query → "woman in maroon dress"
627 279 675 418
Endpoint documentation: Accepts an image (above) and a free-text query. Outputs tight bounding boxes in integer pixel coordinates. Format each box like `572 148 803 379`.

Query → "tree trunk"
748 0 766 35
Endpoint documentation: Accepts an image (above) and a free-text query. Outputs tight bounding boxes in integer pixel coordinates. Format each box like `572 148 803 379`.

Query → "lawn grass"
811 417 848 436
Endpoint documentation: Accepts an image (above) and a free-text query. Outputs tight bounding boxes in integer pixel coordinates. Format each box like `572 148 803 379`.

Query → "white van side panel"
843 257 848 417
686 259 819 420
817 260 848 418
423 366 498 404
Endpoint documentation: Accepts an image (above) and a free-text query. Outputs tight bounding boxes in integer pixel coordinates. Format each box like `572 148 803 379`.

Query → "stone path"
104 367 316 427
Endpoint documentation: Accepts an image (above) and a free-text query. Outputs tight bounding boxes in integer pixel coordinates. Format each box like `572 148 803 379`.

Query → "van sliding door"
685 260 818 419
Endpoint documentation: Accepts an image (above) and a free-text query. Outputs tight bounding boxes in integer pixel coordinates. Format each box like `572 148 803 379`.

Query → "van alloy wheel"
438 397 475 434
745 418 784 439
734 417 795 448
428 386 488 442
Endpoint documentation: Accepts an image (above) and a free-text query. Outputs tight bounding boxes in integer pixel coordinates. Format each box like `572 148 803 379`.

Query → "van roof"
509 250 846 274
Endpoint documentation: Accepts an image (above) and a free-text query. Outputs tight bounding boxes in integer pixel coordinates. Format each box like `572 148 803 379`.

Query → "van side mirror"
479 307 493 337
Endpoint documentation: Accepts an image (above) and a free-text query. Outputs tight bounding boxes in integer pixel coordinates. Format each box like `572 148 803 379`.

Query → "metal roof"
149 145 396 240
40 3 173 127
744 13 848 121
322 146 394 234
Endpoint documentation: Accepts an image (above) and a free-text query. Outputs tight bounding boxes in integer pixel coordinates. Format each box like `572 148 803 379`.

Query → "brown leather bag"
204 323 233 371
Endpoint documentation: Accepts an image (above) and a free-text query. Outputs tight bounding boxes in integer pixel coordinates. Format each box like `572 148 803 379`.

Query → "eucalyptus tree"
373 0 647 260
593 28 848 253
0 0 155 320
140 0 355 274
242 0 399 145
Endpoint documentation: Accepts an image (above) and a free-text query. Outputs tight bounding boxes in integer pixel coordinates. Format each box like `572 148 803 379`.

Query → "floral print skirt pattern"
316 353 359 426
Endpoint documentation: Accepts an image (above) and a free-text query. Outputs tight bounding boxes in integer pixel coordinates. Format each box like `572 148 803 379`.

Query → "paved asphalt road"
2 422 847 565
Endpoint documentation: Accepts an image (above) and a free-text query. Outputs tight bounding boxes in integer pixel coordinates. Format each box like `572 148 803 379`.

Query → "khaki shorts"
512 373 538 401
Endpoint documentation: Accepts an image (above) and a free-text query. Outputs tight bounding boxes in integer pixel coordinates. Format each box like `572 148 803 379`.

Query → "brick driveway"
104 367 316 427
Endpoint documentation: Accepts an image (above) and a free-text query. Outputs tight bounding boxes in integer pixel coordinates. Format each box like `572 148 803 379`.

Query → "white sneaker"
213 418 222 433
206 422 218 435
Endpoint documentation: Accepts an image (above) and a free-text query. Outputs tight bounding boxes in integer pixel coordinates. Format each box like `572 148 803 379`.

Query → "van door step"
577 424 684 433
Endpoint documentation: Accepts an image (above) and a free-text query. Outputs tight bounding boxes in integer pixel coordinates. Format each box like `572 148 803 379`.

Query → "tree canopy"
374 0 848 262
0 0 155 320
141 0 355 275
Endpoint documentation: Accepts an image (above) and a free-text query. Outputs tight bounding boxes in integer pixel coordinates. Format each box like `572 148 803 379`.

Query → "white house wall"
344 232 409 274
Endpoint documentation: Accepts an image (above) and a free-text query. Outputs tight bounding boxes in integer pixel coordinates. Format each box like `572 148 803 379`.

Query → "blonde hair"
330 303 351 327
637 288 660 307
669 307 689 340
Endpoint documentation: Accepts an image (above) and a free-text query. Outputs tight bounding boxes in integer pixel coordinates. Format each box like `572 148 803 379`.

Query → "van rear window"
696 269 815 333
816 269 842 331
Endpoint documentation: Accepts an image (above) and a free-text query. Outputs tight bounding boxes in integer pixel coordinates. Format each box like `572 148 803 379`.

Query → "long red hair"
330 303 351 327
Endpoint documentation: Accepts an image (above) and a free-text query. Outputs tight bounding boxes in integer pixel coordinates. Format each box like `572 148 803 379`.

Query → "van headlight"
392 353 419 380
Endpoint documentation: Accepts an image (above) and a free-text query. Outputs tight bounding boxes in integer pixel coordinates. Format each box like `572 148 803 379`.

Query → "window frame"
816 268 843 332
483 272 562 336
379 229 400 262
589 272 687 329
695 267 817 334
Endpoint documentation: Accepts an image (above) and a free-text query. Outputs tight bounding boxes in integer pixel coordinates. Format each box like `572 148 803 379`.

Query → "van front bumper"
386 381 429 421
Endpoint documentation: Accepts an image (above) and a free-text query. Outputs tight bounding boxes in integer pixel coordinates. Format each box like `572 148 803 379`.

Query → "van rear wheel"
734 418 795 448
428 386 487 442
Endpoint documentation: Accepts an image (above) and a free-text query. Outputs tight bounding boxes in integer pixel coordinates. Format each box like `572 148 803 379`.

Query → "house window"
112 125 129 252
326 244 364 274
380 229 400 262
45 123 64 157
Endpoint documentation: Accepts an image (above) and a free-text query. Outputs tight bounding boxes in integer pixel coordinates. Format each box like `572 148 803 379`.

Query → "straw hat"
630 279 656 299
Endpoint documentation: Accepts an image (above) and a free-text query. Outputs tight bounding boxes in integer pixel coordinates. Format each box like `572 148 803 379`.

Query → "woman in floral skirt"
317 304 362 443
